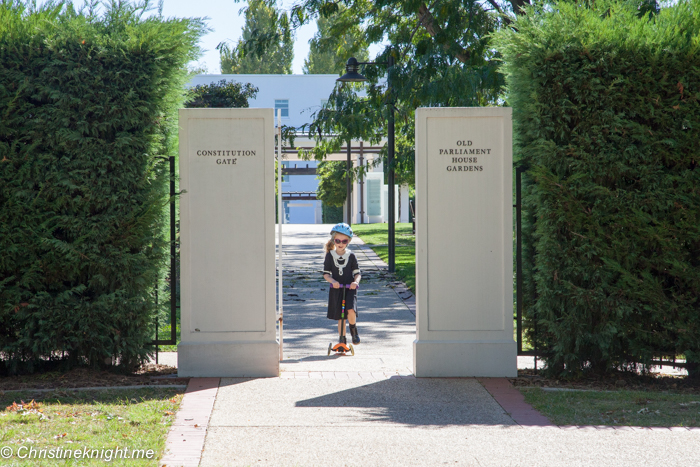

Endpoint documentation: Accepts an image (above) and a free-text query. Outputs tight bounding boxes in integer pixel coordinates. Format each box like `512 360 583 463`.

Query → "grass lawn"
352 223 415 292
0 387 184 466
155 323 180 352
521 388 700 427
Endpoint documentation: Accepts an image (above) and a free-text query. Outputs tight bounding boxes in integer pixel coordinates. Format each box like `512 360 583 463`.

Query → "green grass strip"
0 387 184 466
521 388 700 427
352 223 416 292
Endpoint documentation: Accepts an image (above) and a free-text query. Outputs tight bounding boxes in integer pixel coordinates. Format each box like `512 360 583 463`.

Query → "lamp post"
337 54 396 273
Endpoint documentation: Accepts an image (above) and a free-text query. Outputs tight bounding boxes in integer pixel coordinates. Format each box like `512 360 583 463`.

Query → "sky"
155 0 316 74
38 0 383 75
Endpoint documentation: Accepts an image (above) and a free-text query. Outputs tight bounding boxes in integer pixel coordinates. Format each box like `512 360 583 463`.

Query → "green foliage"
185 79 258 108
219 0 294 74
322 203 344 224
303 6 368 74
316 161 350 207
293 0 505 185
494 0 700 378
0 0 204 374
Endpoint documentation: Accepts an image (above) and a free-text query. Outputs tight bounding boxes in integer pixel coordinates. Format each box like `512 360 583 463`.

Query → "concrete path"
169 225 700 467
275 224 415 374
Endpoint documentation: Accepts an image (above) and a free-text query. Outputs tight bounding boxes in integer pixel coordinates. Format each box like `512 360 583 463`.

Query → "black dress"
323 249 361 320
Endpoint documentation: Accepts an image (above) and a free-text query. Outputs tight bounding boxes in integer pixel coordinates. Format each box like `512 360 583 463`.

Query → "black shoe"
339 335 347 345
349 324 360 345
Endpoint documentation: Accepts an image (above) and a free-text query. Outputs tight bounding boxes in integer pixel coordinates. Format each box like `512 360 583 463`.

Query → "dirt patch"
0 364 186 391
511 368 700 393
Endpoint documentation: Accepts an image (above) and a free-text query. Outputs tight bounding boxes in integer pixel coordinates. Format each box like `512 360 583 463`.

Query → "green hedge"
0 2 204 374
495 0 700 377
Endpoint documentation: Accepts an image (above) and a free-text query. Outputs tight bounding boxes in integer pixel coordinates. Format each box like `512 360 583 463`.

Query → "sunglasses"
334 238 349 245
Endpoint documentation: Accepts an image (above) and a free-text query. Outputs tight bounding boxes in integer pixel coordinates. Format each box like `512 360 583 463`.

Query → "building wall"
188 74 338 129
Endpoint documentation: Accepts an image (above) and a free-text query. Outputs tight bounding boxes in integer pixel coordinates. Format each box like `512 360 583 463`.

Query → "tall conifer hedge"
494 0 700 377
0 1 204 373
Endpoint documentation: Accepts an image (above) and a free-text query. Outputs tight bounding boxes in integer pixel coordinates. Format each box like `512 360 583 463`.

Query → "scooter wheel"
327 343 332 356
349 344 355 356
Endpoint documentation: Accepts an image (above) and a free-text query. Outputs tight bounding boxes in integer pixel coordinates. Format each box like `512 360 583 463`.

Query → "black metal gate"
151 156 179 361
514 166 539 369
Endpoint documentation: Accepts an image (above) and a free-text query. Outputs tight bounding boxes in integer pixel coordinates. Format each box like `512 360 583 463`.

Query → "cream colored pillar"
177 108 278 377
414 107 516 377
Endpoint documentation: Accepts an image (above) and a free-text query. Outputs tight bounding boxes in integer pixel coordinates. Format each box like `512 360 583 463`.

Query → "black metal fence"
150 155 179 360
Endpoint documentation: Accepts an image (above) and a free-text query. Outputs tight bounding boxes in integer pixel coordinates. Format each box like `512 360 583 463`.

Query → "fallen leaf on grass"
164 411 175 416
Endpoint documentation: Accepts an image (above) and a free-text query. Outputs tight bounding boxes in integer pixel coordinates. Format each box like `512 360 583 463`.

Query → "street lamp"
337 54 396 273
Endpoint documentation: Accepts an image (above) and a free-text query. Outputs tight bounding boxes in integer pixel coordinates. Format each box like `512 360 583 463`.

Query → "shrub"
0 1 204 374
186 79 258 108
494 0 700 377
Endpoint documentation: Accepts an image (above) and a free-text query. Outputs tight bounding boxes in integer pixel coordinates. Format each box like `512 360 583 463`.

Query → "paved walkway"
162 225 700 467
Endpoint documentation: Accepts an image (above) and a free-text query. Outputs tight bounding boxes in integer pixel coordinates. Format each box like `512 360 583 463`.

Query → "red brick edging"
478 377 553 427
160 377 220 467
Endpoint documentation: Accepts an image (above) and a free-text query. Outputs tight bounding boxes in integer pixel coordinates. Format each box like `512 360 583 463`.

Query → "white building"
188 74 410 225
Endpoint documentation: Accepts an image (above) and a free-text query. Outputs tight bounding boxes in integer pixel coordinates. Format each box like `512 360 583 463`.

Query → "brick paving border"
478 377 553 427
160 378 220 467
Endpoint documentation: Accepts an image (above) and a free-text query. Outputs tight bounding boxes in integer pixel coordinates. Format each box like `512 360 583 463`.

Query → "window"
275 99 289 118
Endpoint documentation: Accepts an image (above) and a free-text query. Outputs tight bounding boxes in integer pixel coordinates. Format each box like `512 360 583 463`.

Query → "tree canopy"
316 161 350 207
303 6 368 75
219 0 293 74
185 79 258 108
292 0 509 185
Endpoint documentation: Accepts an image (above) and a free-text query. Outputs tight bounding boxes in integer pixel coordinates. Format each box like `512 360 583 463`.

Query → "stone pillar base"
413 340 517 377
178 341 279 377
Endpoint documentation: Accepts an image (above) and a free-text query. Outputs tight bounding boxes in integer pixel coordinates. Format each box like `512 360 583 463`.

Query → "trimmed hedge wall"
495 0 700 377
0 2 204 373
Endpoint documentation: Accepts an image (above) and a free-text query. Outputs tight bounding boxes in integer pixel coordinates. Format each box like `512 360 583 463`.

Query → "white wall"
188 74 339 129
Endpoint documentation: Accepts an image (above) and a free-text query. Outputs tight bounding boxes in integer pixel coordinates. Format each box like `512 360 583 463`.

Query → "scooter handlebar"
330 283 359 289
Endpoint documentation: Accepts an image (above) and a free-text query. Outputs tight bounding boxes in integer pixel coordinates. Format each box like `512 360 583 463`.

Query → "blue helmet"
330 222 353 239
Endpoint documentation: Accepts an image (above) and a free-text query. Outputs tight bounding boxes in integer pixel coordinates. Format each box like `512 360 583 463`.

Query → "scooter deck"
328 342 355 356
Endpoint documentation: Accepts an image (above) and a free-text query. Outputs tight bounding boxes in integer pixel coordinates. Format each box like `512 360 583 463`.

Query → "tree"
291 0 507 185
316 161 350 207
185 79 258 108
219 0 294 74
303 6 368 74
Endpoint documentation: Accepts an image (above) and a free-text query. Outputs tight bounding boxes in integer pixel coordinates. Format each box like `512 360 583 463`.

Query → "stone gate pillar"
414 107 516 377
178 108 278 377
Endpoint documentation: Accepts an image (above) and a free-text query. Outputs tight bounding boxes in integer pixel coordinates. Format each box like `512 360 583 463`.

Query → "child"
323 223 361 346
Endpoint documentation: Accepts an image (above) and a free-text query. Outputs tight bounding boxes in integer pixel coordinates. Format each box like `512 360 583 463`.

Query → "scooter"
327 283 357 356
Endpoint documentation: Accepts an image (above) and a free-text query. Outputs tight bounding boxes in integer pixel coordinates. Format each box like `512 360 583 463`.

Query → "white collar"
330 249 352 275
331 249 352 260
